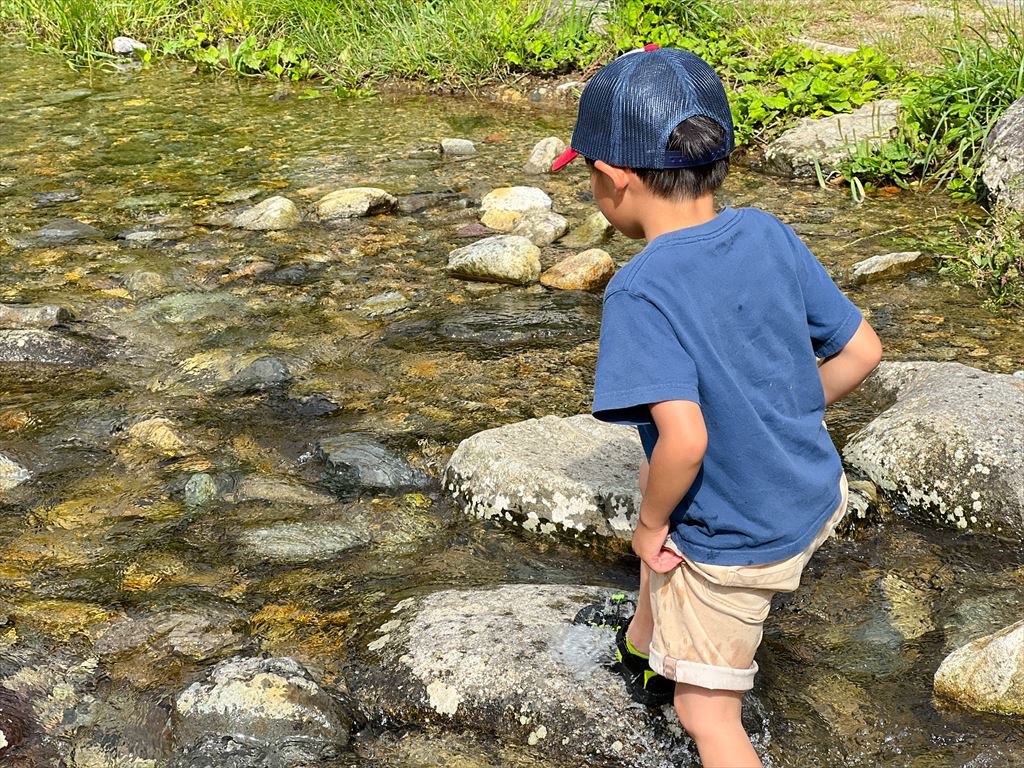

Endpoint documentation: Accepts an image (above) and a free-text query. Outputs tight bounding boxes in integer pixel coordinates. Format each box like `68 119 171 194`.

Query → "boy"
551 47 882 767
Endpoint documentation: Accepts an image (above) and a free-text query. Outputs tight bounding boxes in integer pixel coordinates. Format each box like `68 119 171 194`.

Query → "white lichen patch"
426 679 462 716
527 724 548 745
378 619 402 634
0 728 7 750
368 634 390 652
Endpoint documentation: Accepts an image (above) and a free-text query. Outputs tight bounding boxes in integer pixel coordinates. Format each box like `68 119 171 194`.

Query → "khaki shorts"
648 473 848 692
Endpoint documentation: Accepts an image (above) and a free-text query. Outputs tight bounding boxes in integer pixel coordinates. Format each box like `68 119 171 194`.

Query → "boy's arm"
633 400 707 573
818 318 883 406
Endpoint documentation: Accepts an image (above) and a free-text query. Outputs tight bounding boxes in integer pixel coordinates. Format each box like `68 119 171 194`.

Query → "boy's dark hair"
588 116 729 200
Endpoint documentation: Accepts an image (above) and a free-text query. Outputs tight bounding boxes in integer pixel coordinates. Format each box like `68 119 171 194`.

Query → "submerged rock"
231 195 301 231
541 249 615 291
560 210 614 249
850 251 930 284
184 473 219 507
382 290 600 355
352 584 760 766
981 95 1024 212
10 217 102 247
0 304 71 329
0 330 95 366
445 414 641 540
317 434 429 496
136 291 245 324
446 235 541 285
0 453 31 493
934 619 1024 715
762 100 901 177
172 656 350 767
524 136 567 175
360 291 410 317
510 211 569 247
125 417 189 456
316 187 397 220
441 138 476 157
843 361 1024 538
31 189 80 206
479 186 552 231
238 519 373 562
166 350 292 394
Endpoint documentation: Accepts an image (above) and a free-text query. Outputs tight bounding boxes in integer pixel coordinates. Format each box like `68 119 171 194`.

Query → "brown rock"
540 249 614 291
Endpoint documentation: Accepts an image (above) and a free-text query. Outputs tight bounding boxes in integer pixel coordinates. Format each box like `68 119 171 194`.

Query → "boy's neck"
639 193 719 243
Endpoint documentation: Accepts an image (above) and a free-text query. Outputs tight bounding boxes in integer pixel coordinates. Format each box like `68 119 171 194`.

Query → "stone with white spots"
444 414 642 540
351 584 766 766
843 361 1024 538
935 619 1024 715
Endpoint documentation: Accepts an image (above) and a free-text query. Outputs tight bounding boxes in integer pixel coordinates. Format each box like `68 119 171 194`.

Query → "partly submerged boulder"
843 361 1024 538
446 235 542 285
0 330 96 367
231 196 301 231
981 95 1024 212
541 249 616 291
315 187 397 221
524 137 567 175
444 414 642 540
479 186 553 232
934 619 1024 716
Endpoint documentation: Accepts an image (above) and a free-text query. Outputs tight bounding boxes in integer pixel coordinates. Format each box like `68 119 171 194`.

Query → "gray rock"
0 330 95 366
124 270 167 296
317 434 429 496
981 95 1024 212
360 291 410 317
231 475 336 507
0 453 31 493
172 656 350 767
352 584 767 765
0 304 72 329
445 414 642 539
11 217 102 247
560 210 614 249
934 619 1024 715
446 235 541 285
441 138 476 157
510 211 569 247
231 196 301 231
184 473 219 507
316 187 397 220
843 361 1024 538
226 356 292 393
112 36 147 55
762 100 901 177
214 187 262 204
238 519 372 562
479 186 552 231
31 189 80 206
524 137 567 174
850 251 931 284
136 291 245 324
119 226 187 244
163 350 292 394
94 607 246 664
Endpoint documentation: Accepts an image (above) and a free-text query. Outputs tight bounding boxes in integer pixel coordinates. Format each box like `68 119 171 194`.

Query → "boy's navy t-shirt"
592 206 862 566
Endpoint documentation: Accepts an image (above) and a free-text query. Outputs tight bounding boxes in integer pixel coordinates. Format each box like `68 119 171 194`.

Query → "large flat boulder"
762 100 901 178
351 584 757 766
981 95 1024 212
444 414 641 540
842 361 1024 538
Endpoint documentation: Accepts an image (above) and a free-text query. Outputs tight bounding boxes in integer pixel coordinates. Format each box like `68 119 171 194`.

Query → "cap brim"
550 147 580 172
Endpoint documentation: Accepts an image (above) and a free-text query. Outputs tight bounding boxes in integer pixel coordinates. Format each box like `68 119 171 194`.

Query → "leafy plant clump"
940 207 1024 307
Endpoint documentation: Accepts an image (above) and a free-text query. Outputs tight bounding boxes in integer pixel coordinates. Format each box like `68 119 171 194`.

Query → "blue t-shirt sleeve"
789 229 863 359
592 289 699 426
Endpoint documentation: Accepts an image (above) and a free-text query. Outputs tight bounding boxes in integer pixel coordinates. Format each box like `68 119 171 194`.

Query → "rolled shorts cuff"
648 647 757 692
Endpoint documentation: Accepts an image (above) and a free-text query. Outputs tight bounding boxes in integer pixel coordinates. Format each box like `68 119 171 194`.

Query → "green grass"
940 207 1024 308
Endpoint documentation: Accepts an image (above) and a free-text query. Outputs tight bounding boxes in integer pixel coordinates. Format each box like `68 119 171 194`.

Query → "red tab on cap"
550 146 580 172
644 43 660 51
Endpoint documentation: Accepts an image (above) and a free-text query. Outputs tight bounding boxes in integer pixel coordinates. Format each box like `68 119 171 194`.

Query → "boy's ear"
593 160 632 193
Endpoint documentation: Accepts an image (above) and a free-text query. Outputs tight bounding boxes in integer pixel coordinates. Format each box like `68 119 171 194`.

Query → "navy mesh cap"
551 47 734 171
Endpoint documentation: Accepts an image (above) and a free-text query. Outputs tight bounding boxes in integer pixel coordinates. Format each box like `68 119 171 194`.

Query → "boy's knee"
673 684 743 741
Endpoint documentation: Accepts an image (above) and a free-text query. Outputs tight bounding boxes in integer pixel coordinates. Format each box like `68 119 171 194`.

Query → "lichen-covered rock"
315 187 397 220
479 186 552 231
981 95 1024 212
560 210 614 249
351 584 754 766
446 235 541 285
850 251 931 284
0 453 31 493
231 196 301 231
317 434 429 496
172 656 350 767
0 330 95 366
524 137 567 174
762 100 901 177
0 304 72 329
444 414 641 539
843 361 1024 538
510 211 569 246
934 619 1024 715
541 249 615 291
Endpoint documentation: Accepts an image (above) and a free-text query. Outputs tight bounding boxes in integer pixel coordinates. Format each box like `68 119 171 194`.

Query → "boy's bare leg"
675 684 762 768
626 561 654 653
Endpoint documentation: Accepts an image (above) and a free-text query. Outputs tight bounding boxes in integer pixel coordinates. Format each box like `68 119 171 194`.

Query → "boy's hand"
632 517 684 573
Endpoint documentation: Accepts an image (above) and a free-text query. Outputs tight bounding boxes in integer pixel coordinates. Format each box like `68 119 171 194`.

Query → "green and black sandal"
572 597 675 708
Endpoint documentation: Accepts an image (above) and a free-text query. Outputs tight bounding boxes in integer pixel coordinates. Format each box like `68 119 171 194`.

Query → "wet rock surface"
934 619 1024 715
981 94 1024 212
0 329 96 366
560 210 614 249
843 361 1024 538
9 217 102 246
316 187 397 220
318 434 429 496
231 195 301 230
445 414 641 540
352 584 739 767
0 453 31 492
763 100 901 177
446 235 542 284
